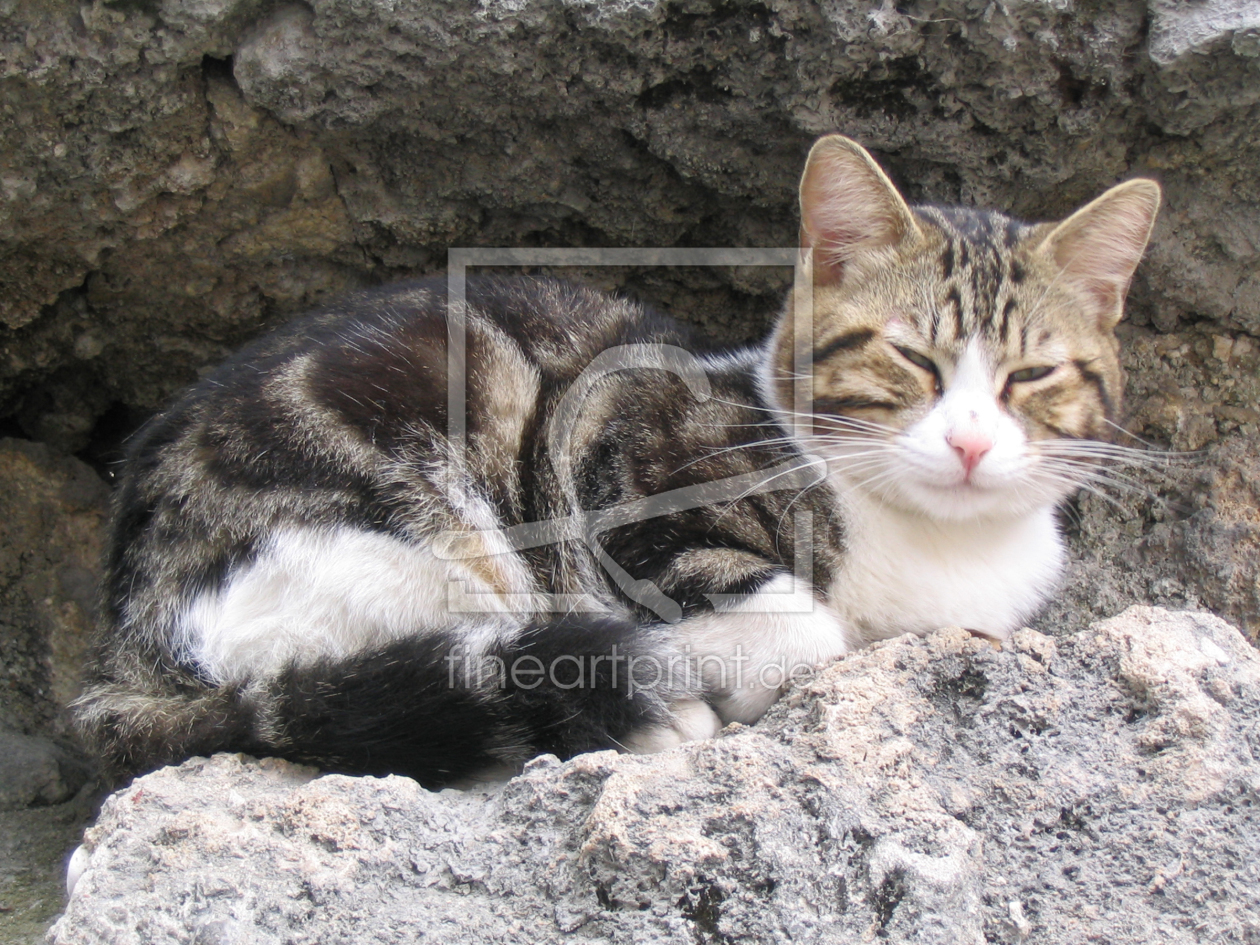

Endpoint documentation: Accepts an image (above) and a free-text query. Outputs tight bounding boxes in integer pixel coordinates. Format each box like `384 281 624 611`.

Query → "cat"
72 135 1160 789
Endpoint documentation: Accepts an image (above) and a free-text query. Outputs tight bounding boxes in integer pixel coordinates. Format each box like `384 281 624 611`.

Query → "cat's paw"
66 843 90 897
623 698 722 754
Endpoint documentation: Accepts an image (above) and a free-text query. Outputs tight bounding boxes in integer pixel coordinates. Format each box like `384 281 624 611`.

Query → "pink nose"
948 429 993 476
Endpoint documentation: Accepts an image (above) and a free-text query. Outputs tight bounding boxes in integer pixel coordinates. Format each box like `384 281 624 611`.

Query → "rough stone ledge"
49 606 1260 945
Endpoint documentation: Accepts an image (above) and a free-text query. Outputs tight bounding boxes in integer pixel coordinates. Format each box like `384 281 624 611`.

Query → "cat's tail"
75 615 709 788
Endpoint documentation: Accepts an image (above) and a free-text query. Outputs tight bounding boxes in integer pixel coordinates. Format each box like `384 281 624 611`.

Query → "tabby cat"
74 136 1160 788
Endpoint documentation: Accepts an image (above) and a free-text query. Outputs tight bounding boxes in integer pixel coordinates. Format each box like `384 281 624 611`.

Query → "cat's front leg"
673 572 855 726
616 566 852 752
622 697 723 753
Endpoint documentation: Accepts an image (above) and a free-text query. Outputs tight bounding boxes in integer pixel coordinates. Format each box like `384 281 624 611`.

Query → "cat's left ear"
1035 178 1161 329
799 135 923 285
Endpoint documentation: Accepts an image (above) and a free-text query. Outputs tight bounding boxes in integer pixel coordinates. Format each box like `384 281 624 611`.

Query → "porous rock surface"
5 0 1260 394
0 438 105 939
50 607 1260 944
0 438 109 739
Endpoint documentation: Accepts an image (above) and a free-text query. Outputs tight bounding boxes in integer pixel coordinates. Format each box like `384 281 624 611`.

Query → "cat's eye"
893 346 942 392
894 346 935 372
1006 365 1056 384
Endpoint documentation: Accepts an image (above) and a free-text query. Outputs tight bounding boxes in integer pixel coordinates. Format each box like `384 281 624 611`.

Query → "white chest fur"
828 489 1065 644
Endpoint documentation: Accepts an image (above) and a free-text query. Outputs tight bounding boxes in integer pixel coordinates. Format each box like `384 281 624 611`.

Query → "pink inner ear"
801 155 904 261
1070 272 1126 314
798 141 916 285
1056 209 1150 282
1045 181 1161 322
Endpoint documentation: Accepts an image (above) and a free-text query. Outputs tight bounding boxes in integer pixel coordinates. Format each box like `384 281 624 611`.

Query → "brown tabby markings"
791 203 1125 449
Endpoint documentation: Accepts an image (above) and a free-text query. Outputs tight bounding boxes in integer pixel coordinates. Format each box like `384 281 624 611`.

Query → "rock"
1130 438 1260 637
0 731 89 810
1038 434 1260 641
49 607 1260 945
0 790 99 943
0 439 104 941
0 438 109 738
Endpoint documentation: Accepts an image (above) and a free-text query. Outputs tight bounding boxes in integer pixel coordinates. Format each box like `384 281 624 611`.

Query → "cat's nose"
947 429 993 476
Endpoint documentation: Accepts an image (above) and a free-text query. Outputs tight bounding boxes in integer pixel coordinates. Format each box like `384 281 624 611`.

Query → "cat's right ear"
799 135 922 286
1033 178 1161 330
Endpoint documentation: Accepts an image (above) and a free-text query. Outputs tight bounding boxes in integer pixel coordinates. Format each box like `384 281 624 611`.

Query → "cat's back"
131 275 694 447
104 277 701 628
123 276 683 473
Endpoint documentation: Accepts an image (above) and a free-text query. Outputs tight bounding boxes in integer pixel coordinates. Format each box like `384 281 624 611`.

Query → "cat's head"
768 135 1160 521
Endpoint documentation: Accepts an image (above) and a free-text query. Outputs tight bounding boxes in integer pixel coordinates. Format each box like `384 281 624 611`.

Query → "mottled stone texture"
0 439 105 939
0 438 108 738
50 609 1260 945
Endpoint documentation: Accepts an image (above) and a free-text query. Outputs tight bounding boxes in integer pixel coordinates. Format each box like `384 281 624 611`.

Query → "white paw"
66 843 90 898
622 698 722 754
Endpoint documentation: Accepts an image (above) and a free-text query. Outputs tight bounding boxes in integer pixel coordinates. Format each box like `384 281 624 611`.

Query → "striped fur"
74 137 1160 787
